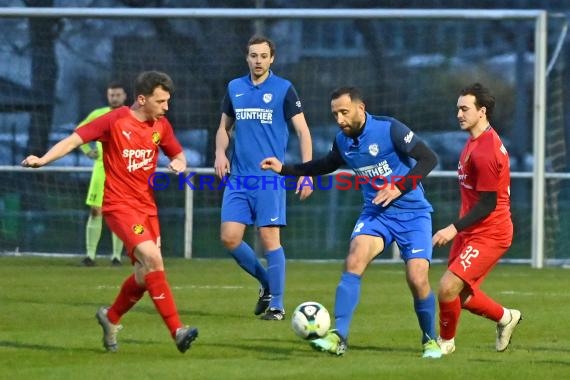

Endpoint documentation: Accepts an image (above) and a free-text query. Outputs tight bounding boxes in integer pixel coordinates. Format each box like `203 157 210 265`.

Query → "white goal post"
0 7 549 267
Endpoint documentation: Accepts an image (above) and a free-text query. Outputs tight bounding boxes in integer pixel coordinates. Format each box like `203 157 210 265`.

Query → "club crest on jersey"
132 224 145 235
152 131 161 145
263 93 273 103
368 144 379 157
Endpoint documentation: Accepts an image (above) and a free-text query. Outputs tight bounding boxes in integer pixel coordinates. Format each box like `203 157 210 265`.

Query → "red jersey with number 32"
75 106 183 215
457 127 512 237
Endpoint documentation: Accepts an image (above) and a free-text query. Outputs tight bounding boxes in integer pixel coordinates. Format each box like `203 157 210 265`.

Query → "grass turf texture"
1 256 569 379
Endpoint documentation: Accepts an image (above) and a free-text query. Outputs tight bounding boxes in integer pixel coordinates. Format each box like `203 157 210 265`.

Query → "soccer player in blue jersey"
214 36 313 320
261 87 442 358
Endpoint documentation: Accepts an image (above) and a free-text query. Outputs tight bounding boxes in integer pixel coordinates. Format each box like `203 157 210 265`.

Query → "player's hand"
86 149 99 159
296 176 313 201
372 187 402 207
260 157 283 173
214 154 230 179
168 158 186 174
432 224 458 247
21 155 44 168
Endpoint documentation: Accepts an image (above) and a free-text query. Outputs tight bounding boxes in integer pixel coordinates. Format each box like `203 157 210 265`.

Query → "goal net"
0 7 565 267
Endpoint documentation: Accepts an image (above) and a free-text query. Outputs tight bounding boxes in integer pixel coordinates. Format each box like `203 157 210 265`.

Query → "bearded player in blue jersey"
261 87 442 358
214 36 313 321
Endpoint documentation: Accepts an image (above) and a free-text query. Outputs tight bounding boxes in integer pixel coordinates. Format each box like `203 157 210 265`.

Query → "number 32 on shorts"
460 245 479 271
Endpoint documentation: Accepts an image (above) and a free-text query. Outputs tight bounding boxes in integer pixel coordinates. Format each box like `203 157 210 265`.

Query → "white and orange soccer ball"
291 301 331 340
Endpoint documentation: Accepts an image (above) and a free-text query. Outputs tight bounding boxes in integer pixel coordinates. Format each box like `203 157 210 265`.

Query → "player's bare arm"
22 132 84 168
290 112 313 201
168 151 187 174
432 224 458 247
214 113 234 179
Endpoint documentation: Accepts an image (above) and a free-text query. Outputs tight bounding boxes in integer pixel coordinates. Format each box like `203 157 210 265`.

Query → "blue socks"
332 272 436 344
414 291 437 344
229 243 286 312
334 272 361 339
229 242 269 289
266 247 286 311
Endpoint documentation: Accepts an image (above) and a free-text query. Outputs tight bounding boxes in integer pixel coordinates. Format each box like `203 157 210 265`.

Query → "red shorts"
104 209 160 264
448 233 511 289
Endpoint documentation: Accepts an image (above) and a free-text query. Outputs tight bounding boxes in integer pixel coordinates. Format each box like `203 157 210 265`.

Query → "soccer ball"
291 301 331 340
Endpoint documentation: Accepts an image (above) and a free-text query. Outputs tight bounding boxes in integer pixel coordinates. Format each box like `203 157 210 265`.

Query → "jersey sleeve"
74 111 114 144
389 118 419 154
472 142 501 192
159 118 184 158
221 90 235 118
76 109 104 153
283 84 303 120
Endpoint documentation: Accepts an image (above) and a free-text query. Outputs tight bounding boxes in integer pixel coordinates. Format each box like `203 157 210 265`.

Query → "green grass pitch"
1 256 569 379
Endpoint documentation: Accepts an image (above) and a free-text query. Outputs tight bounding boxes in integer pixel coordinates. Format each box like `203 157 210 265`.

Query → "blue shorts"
221 175 286 227
350 211 433 263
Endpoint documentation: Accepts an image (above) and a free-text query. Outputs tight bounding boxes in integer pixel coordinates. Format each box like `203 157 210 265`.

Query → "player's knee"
220 233 240 250
133 243 164 271
344 256 367 275
89 207 102 217
407 275 430 293
143 257 164 272
438 280 458 300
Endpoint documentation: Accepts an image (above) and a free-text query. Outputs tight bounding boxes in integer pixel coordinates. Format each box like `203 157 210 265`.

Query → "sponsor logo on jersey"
132 224 145 235
152 131 161 145
368 143 379 157
353 160 393 178
457 162 472 189
404 131 414 143
122 149 155 172
235 108 273 124
263 93 273 103
122 130 132 140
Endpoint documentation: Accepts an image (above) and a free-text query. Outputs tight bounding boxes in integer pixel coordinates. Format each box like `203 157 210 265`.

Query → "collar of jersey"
246 70 274 87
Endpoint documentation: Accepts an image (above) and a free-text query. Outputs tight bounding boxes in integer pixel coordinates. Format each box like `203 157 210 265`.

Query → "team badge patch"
368 144 379 157
263 93 273 103
152 131 161 145
132 224 145 235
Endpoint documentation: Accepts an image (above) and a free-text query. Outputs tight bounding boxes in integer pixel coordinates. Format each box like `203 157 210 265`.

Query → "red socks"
439 289 504 340
108 274 146 324
463 288 504 322
438 297 461 340
145 270 183 338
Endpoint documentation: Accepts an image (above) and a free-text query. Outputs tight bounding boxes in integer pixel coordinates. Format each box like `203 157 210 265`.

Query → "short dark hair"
107 81 126 91
246 35 275 57
330 86 365 104
459 83 495 121
134 71 174 98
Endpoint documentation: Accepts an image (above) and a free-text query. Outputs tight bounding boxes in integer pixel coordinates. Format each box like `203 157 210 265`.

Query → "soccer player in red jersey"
432 83 521 354
21 71 198 353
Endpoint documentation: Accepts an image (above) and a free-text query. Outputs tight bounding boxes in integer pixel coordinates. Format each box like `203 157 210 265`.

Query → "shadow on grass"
195 336 422 358
0 340 101 354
